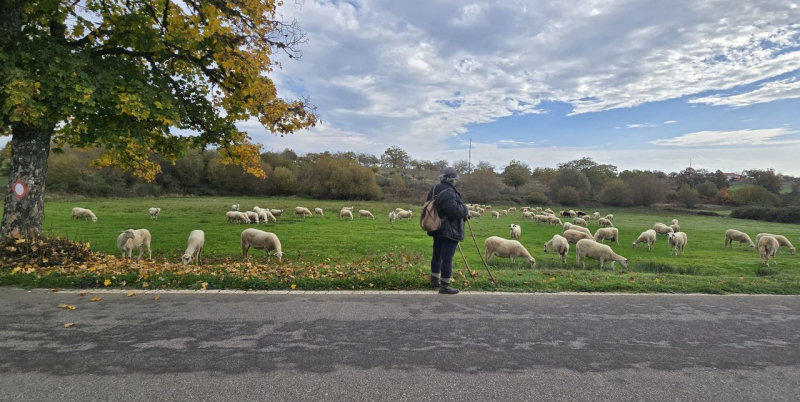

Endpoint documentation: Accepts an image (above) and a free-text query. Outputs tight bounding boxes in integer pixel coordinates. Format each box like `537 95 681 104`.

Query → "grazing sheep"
594 227 620 246
509 207 517 212
394 207 405 213
598 218 613 227
560 210 573 218
593 212 601 220
340 209 354 220
388 211 396 225
534 215 549 225
395 210 413 221
501 210 508 216
269 209 284 218
725 229 755 250
563 222 573 232
521 207 530 212
343 206 354 211
565 225 592 237
546 215 563 226
315 207 324 217
653 223 674 236
149 207 161 220
522 211 534 220
358 209 375 219
253 207 274 224
756 233 796 255
469 210 483 219
509 224 521 240
181 230 205 266
575 239 628 272
633 230 657 250
71 207 98 222
604 214 614 222
758 235 780 266
226 211 250 224
116 228 152 260
544 234 570 264
241 229 283 263
295 207 313 218
576 210 587 217
491 211 500 219
670 224 680 233
544 208 554 214
572 217 588 227
667 232 688 255
231 204 240 211
484 236 536 267
244 211 260 224
671 219 679 226
563 229 594 244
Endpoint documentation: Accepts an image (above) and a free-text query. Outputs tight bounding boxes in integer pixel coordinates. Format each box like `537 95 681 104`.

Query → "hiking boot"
430 276 440 288
439 283 459 295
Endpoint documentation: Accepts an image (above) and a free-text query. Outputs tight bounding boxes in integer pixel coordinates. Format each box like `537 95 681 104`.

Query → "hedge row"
730 206 800 224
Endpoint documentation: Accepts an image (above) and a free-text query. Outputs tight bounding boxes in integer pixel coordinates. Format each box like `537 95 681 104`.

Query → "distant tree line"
1 144 796 207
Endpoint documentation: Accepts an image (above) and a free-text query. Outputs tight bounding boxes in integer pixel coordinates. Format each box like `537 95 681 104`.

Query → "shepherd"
425 167 469 295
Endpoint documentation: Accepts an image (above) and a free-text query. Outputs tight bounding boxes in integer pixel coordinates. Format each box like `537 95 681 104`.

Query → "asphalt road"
1 289 799 401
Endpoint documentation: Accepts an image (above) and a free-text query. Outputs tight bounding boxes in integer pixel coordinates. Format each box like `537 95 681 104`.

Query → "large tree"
501 159 530 190
0 0 317 236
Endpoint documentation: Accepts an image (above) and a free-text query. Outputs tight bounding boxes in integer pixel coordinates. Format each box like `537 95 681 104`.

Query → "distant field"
3 196 800 293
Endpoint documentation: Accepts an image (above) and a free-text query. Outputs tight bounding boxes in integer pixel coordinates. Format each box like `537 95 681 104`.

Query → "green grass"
2 197 800 293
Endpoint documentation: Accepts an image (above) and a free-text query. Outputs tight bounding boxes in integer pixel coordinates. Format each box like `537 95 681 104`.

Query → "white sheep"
469 210 483 219
340 209 354 220
501 210 508 217
394 207 405 213
653 223 674 236
181 230 204 266
544 234 570 264
604 214 614 222
358 209 375 219
546 215 563 226
534 215 549 225
226 211 250 224
593 227 620 246
544 208 554 214
758 235 780 266
509 224 521 240
269 209 284 218
484 236 536 267
231 203 240 211
116 228 152 260
632 230 657 250
670 224 680 233
563 229 594 245
491 211 500 219
562 222 572 232
244 211 260 224
598 218 613 227
671 219 679 226
508 207 517 212
388 211 396 225
565 225 592 237
593 212 601 220
395 210 413 221
315 207 324 217
295 207 313 218
756 233 796 255
149 207 161 220
572 217 588 227
725 229 755 250
71 207 98 222
241 228 283 263
253 207 271 225
575 239 628 272
342 206 354 211
667 232 688 255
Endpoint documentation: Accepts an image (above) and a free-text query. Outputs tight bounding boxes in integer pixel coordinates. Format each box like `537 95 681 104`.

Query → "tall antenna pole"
468 137 472 174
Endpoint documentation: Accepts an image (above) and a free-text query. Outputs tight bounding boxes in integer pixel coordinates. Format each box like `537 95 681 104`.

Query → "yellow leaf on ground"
154 295 161 301
63 323 74 328
103 279 111 286
126 291 137 297
201 282 208 290
471 270 478 276
290 284 297 290
550 277 556 282
90 297 101 302
58 304 76 310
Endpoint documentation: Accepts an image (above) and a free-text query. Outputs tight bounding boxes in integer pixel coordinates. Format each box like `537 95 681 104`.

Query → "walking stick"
465 219 497 285
457 244 476 278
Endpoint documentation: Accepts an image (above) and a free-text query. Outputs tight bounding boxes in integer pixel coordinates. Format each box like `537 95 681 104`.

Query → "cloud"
689 78 800 107
627 123 656 128
663 120 677 124
649 128 800 147
496 139 536 147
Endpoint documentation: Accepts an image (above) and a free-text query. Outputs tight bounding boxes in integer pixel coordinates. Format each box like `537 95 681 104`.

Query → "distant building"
723 173 745 182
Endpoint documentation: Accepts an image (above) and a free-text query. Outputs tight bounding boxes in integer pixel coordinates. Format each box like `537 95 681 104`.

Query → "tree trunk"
1 124 53 237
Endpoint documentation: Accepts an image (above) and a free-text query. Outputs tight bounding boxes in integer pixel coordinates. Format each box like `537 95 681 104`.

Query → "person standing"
426 167 469 295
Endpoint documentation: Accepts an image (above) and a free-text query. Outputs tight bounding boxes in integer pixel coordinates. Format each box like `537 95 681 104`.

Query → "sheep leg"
196 247 202 266
242 244 249 262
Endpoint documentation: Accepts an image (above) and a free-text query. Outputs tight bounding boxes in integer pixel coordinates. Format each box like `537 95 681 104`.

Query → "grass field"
3 196 800 293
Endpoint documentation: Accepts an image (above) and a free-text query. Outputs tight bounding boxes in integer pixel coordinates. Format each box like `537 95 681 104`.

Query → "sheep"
521 211 534 220
568 210 576 217
509 224 521 240
340 209 354 220
509 207 517 212
484 236 536 267
572 217 588 227
632 230 657 250
604 214 614 222
725 229 755 250
388 211 396 225
598 218 613 227
469 210 483 219
521 207 530 212
253 207 273 224
755 233 796 255
594 227 620 246
544 234 570 264
241 229 283 263
541 211 554 216
534 215 549 225
575 239 628 272
491 211 500 219
565 225 592 237
396 210 413 221
343 206 354 211
670 224 680 233
546 215 563 226
671 219 679 226
593 212 601 220
315 207 324 217
501 210 508 216
116 228 152 260
576 210 587 217
269 209 284 218
181 230 204 266
394 207 405 213
294 207 313 218
71 207 98 222
758 235 780 266
563 222 573 232
226 211 250 224
231 204 240 211
358 209 375 219
653 223 674 236
544 208 554 214
244 211 260 224
560 210 573 218
149 207 161 220
563 229 593 245
667 232 688 255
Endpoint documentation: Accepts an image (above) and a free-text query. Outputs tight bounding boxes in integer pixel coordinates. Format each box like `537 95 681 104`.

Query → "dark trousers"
431 236 459 280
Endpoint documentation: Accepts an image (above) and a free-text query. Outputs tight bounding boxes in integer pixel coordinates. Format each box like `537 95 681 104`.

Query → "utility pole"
468 137 472 174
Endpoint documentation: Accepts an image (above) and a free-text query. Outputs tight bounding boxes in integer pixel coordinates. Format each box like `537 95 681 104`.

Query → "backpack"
420 185 451 232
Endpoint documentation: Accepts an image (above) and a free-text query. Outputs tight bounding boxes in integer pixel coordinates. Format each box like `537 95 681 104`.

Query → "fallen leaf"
58 304 76 310
201 282 208 290
154 295 161 301
63 323 74 328
103 279 111 287
125 291 137 297
51 289 59 293
90 297 101 302
290 284 297 290
471 270 477 276
550 277 556 282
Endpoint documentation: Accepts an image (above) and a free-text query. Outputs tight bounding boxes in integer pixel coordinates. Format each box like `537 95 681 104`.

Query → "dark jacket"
426 180 469 241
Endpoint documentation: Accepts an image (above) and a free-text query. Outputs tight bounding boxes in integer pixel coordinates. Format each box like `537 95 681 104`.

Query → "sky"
243 0 800 175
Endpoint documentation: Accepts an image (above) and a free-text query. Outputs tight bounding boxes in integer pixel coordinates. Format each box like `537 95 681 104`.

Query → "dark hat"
442 166 460 179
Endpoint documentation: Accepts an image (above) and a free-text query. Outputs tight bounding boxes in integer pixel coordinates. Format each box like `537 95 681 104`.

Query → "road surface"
1 289 799 401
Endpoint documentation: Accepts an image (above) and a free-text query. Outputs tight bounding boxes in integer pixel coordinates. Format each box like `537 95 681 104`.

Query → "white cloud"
649 128 800 147
663 120 677 124
689 78 800 107
496 139 536 147
626 123 656 128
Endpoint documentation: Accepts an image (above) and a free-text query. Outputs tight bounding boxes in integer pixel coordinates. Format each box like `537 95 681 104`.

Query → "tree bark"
1 124 53 238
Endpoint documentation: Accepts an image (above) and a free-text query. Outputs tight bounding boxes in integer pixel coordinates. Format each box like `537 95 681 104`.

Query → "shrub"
735 185 781 206
300 157 381 200
549 169 591 202
696 181 718 198
268 166 297 195
731 206 800 224
460 170 500 204
598 179 633 206
627 172 666 206
676 186 699 208
556 186 581 205
525 191 549 205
